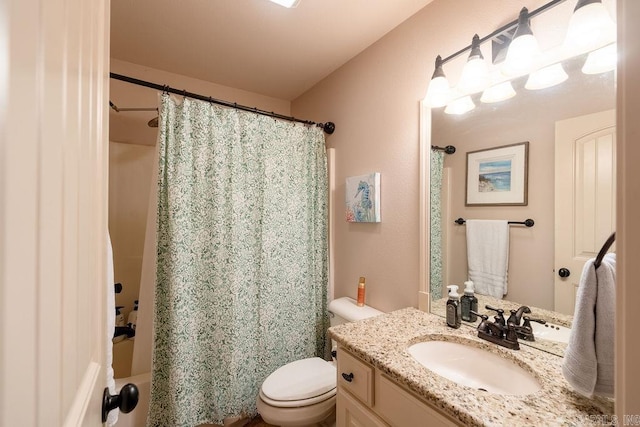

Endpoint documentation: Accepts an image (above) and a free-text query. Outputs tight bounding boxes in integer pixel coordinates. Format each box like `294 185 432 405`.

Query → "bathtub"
114 372 150 427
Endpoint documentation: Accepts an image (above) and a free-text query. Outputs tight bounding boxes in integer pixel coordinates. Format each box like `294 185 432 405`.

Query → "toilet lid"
261 357 336 402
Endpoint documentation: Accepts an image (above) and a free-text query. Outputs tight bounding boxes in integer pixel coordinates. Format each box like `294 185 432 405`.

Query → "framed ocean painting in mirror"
465 142 529 206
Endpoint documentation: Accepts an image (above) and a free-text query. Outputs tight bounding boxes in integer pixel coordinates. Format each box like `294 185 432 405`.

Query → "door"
0 0 110 425
554 110 616 315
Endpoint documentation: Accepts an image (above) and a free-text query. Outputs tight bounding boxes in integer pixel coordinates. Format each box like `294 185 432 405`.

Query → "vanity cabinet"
336 346 460 427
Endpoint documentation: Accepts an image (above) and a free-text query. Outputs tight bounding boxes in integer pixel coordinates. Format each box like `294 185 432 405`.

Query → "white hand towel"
465 220 509 299
562 253 615 398
106 233 118 426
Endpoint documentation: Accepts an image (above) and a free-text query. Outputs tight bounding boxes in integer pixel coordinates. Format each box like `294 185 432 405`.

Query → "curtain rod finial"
323 122 335 134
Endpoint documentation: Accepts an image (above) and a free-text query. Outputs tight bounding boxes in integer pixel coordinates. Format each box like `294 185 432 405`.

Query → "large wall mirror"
420 0 616 357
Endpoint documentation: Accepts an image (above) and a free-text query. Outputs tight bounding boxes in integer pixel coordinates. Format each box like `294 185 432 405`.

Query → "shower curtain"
147 94 328 426
430 149 445 300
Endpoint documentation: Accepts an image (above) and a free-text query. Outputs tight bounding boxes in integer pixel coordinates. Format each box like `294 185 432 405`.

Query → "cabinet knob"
341 372 354 382
558 268 571 278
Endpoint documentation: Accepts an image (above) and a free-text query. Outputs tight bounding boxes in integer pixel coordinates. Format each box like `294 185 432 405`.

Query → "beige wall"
109 141 156 322
291 0 555 313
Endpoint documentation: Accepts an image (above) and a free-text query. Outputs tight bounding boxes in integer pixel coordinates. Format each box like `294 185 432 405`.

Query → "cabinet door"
374 371 459 427
337 389 388 427
338 347 375 406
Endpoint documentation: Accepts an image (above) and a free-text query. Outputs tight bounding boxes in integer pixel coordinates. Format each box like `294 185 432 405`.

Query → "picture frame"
345 172 381 222
465 142 529 206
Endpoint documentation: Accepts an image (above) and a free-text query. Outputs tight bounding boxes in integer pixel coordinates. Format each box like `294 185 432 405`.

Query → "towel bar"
454 218 534 227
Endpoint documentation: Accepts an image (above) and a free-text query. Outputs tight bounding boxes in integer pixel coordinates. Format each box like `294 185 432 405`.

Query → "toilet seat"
259 387 336 408
260 357 336 408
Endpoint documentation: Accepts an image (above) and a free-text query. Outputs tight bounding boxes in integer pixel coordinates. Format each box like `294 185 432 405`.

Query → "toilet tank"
328 297 383 327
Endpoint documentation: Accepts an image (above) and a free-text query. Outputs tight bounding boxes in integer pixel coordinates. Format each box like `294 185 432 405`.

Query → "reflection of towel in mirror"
562 253 615 398
466 220 509 299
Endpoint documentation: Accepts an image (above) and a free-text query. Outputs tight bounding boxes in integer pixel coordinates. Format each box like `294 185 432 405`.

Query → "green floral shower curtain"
430 149 444 300
148 94 328 426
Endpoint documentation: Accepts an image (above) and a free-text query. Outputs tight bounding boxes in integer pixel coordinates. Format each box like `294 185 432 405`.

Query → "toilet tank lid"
328 297 383 322
261 357 336 401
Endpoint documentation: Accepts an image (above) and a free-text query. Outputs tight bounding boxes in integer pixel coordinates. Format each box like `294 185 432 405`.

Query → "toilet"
256 296 383 427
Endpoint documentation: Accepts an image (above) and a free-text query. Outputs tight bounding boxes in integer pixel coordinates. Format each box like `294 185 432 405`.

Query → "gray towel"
562 253 615 398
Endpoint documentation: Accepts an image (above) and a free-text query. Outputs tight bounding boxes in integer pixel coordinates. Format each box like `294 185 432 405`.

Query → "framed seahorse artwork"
346 173 381 223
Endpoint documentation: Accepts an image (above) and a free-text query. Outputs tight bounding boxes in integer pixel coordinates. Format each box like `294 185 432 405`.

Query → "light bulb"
525 63 569 90
424 55 450 108
481 81 516 103
503 34 541 76
502 8 541 77
582 43 617 74
445 96 475 115
565 1 616 52
458 35 491 94
268 0 300 8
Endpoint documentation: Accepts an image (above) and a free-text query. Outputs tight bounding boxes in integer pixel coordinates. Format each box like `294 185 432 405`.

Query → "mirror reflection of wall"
430 54 615 311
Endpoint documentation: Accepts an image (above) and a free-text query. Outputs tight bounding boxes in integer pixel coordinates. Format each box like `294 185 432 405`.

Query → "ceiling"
110 0 434 101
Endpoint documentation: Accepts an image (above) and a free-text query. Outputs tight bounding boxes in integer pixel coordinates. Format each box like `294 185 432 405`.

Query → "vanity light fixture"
525 63 569 90
424 0 617 113
502 8 541 77
268 0 301 8
480 81 516 104
582 43 617 74
424 55 451 108
458 34 491 94
444 95 475 115
564 0 616 52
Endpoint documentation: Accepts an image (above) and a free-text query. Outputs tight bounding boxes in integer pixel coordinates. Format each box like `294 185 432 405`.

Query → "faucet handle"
504 324 522 349
471 311 489 333
485 305 505 326
522 316 546 329
470 310 488 320
513 324 535 342
507 309 519 326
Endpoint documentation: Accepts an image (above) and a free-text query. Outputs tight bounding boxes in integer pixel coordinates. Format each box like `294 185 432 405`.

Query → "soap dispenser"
446 285 461 329
461 280 478 322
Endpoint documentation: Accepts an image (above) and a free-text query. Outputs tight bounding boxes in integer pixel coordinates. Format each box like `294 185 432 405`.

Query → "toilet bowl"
256 297 383 426
256 357 337 427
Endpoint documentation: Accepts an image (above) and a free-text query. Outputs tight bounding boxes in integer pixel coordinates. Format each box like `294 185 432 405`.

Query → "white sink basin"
407 340 541 396
530 322 571 344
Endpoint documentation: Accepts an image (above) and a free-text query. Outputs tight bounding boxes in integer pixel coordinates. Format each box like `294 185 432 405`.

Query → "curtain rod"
431 145 456 154
440 0 566 64
109 73 336 134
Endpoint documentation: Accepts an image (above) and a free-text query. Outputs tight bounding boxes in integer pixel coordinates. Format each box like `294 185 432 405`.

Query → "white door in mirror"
554 109 616 315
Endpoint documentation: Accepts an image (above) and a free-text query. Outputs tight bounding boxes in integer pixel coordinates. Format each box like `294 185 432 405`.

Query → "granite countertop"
329 308 613 427
430 294 572 357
